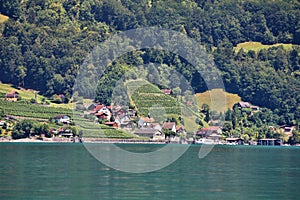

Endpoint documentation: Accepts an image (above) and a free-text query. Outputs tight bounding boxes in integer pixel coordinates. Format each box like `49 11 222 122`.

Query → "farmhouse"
95 106 112 120
138 117 155 128
161 89 172 95
162 122 176 133
5 91 19 102
115 115 134 130
134 128 164 140
104 122 118 128
237 101 250 108
226 138 244 145
54 115 71 124
196 126 222 138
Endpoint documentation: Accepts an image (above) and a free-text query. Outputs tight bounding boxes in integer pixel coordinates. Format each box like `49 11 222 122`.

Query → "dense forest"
0 0 299 126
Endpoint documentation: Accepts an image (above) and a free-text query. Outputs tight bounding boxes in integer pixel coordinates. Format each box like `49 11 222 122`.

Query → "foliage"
33 123 50 137
162 128 176 138
222 104 288 140
12 119 34 139
288 130 300 145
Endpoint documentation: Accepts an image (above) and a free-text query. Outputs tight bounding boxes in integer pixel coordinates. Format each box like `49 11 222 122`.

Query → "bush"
30 98 36 104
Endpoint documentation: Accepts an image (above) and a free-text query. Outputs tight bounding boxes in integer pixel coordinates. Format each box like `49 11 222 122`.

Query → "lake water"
0 143 299 200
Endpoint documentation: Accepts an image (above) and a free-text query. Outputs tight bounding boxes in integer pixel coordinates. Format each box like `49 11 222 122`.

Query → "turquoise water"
0 143 299 200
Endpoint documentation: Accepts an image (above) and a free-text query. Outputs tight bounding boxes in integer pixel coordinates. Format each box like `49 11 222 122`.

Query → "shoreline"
0 137 167 144
1 137 300 147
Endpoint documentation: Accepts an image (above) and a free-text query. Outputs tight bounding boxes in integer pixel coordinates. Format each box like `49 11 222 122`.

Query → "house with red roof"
138 117 155 128
161 89 172 95
196 126 222 138
104 121 118 128
162 122 176 133
237 101 250 108
5 91 19 102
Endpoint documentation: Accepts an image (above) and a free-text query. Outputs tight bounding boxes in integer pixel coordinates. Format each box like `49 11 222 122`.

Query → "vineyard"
126 80 182 117
0 100 72 119
73 115 136 138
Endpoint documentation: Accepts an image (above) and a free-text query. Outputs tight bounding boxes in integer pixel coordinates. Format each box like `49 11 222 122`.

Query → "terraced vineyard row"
126 80 183 116
0 100 72 119
73 115 136 138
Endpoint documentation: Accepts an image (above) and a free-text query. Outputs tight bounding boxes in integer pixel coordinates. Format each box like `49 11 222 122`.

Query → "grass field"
0 83 76 109
0 83 45 100
234 42 294 53
0 14 9 24
195 89 241 112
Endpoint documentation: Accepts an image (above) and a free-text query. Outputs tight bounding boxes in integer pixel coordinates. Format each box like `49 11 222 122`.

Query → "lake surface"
0 143 299 200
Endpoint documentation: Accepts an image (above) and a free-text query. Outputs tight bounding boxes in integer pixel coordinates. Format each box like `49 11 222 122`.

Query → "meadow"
234 42 294 53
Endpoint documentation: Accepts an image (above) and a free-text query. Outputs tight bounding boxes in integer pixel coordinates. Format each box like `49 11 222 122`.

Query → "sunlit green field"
234 42 294 53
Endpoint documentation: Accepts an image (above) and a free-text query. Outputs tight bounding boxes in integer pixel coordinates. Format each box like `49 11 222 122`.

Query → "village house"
280 125 295 136
115 115 134 130
54 115 71 124
5 91 19 102
95 106 112 121
226 138 244 145
58 94 66 103
92 104 104 113
87 103 100 111
196 126 222 138
51 128 73 138
257 138 281 146
134 128 165 140
162 122 176 133
237 101 250 108
138 117 155 128
104 121 118 128
161 89 172 95
176 125 186 135
111 105 126 117
127 109 136 118
148 123 162 131
95 112 109 120
250 105 260 112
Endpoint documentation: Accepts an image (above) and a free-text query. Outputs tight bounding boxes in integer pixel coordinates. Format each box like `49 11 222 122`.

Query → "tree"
0 109 5 118
201 104 210 123
222 121 232 137
12 120 34 139
33 123 50 137
288 130 300 145
162 128 176 138
16 66 27 87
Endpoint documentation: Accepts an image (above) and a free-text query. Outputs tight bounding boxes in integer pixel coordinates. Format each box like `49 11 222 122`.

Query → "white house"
54 115 71 124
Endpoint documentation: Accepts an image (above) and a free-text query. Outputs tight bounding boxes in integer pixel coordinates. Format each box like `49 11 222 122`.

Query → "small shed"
226 138 244 145
258 138 281 146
